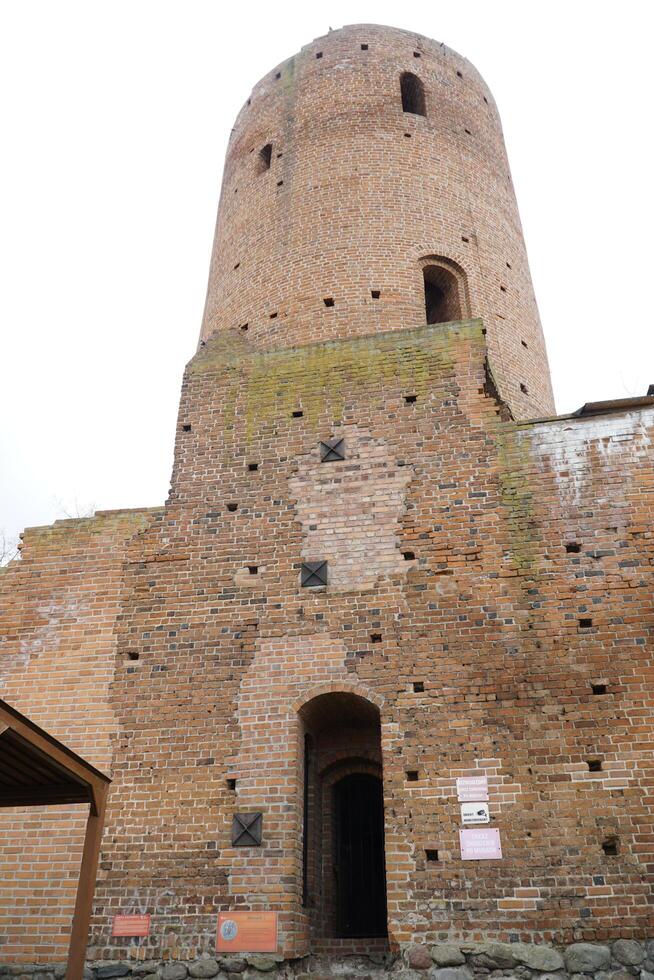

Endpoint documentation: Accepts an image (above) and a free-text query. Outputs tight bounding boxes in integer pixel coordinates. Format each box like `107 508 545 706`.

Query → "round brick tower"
200 24 555 420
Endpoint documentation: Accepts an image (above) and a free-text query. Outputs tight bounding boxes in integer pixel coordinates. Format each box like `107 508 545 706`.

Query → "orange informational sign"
216 911 278 953
111 914 151 937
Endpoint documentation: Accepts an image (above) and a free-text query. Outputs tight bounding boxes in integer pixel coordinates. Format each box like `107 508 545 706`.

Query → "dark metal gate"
333 772 387 937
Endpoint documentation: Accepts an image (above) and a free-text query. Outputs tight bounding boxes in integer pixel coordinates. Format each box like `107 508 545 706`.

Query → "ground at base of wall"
4 940 654 980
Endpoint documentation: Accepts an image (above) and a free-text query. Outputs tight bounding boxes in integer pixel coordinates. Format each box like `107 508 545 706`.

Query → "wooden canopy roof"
0 697 109 813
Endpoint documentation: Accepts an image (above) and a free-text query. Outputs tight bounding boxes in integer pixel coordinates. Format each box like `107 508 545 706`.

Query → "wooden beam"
65 782 109 980
0 785 91 808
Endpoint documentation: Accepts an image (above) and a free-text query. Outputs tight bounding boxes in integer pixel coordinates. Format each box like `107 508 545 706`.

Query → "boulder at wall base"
96 968 131 980
406 945 434 971
161 966 188 980
428 967 474 980
188 962 221 979
430 946 466 968
565 944 612 973
461 943 518 969
511 943 565 972
244 956 279 972
612 942 646 967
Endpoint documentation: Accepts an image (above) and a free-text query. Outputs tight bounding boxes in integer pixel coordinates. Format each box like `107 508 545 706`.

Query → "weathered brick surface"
0 509 159 960
1 21 653 971
200 24 554 420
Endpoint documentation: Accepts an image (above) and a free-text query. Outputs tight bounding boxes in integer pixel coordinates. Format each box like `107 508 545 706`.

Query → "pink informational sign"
459 827 502 860
111 914 151 936
456 775 489 802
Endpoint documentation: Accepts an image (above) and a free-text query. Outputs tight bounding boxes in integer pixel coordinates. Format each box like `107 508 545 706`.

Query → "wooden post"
65 783 109 980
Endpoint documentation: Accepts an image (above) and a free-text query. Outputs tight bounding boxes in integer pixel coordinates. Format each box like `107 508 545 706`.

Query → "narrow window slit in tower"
592 684 607 696
182 424 192 432
248 462 259 472
227 779 237 791
520 383 528 394
406 770 419 782
292 410 304 418
413 51 421 58
370 633 382 644
602 837 618 856
234 262 240 270
240 323 249 331
579 618 593 629
275 72 281 80
506 261 512 269
404 394 417 404
400 73 426 116
413 681 425 693
127 651 139 661
403 551 416 560
425 849 439 861
587 759 602 772
258 143 272 172
277 152 283 158
521 340 528 348
500 285 507 292
316 51 323 59
269 312 278 319
462 236 469 243
566 542 581 553
227 503 238 512
277 180 284 187
361 43 369 50
323 297 335 307
483 95 489 104
248 565 259 575
404 133 412 138
457 70 463 78
371 290 381 299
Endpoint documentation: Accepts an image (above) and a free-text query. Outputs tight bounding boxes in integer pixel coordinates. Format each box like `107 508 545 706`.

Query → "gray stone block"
97 968 131 980
613 944 646 968
512 943 565 973
188 963 220 980
161 966 187 980
216 961 246 976
564 945 611 974
428 967 473 980
463 944 517 970
244 956 279 973
430 946 465 968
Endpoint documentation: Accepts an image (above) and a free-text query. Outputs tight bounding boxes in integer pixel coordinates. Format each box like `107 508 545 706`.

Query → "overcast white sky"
1 1 652 550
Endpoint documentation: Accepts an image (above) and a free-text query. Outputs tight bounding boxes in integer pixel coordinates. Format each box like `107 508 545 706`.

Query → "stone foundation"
4 941 654 980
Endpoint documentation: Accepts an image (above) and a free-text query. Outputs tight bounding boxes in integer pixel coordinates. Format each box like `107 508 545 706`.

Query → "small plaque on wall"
459 827 502 860
216 911 278 953
111 913 151 937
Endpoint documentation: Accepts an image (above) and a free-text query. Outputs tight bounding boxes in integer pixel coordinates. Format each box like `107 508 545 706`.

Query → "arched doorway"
298 691 387 941
334 773 387 937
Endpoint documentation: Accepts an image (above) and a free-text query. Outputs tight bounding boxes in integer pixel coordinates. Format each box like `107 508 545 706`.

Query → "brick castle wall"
0 22 653 970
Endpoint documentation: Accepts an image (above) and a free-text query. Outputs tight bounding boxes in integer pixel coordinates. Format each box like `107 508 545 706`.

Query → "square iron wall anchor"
301 561 328 588
232 812 263 846
319 437 345 462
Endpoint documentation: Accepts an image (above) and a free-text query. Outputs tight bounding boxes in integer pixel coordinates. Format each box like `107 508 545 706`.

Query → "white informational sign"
459 827 502 860
460 801 490 825
456 775 489 802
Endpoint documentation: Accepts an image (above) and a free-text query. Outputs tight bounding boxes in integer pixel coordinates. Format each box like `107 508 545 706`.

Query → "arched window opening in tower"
258 143 272 172
423 265 463 324
400 72 426 116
